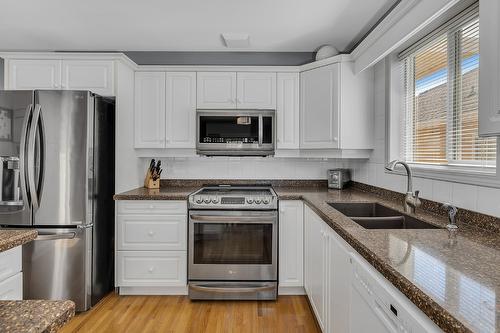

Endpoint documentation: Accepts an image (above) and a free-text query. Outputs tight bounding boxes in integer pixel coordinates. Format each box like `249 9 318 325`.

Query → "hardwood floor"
60 293 321 333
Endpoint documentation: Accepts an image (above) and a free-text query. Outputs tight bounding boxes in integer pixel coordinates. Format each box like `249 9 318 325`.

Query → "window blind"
400 2 496 168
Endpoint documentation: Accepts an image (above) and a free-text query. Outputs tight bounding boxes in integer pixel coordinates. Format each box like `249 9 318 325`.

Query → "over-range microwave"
196 109 275 156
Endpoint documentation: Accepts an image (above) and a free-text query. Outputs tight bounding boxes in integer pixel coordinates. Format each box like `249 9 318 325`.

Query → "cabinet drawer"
117 215 187 250
117 200 187 215
0 272 22 300
116 251 186 287
0 246 22 282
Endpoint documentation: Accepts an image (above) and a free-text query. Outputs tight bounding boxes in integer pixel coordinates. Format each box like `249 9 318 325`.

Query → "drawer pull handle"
148 267 155 273
148 231 154 237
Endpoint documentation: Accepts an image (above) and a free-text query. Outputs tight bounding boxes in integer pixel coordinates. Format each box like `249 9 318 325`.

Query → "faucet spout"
385 160 420 214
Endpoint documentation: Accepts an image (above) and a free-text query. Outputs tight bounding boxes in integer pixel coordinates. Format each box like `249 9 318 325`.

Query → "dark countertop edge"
114 194 190 200
0 299 75 333
0 229 38 253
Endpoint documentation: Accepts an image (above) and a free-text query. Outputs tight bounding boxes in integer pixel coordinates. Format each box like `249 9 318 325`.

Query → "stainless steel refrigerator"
0 90 115 311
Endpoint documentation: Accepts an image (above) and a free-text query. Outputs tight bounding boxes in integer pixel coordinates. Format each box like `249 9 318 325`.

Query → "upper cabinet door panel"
62 60 114 96
134 72 166 148
479 0 500 136
236 72 276 109
197 72 236 109
277 73 300 149
300 64 340 149
8 59 61 90
165 72 196 148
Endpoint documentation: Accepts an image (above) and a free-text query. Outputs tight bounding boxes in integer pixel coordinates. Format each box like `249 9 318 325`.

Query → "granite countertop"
0 300 75 333
115 184 500 333
0 229 38 253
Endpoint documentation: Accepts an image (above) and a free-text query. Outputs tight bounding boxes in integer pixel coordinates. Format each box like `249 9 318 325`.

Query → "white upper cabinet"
165 72 196 148
197 72 237 109
8 59 61 89
6 58 115 95
278 200 303 289
300 64 340 149
277 73 300 149
479 0 500 136
61 60 114 96
134 72 166 148
236 72 276 109
197 72 277 110
300 62 373 150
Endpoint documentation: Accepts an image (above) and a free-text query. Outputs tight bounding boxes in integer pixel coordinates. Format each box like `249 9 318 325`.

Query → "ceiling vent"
221 33 250 48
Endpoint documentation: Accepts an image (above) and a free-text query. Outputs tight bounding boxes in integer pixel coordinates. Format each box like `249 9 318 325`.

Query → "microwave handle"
258 115 263 147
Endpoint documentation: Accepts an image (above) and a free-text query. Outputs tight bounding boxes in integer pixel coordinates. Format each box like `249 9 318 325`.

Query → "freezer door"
22 226 92 312
0 90 34 226
32 90 92 226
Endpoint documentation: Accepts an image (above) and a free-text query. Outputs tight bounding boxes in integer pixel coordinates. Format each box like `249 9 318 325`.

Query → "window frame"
386 51 500 189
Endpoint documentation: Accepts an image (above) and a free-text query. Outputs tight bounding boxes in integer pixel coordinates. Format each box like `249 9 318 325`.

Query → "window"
400 3 496 169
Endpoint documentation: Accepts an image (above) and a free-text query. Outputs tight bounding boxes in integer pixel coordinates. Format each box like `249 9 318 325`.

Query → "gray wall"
124 51 315 66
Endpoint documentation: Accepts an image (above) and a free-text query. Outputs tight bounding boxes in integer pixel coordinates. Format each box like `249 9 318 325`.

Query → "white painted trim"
0 52 137 70
136 65 300 73
118 286 188 295
278 286 306 295
298 54 352 72
133 148 372 159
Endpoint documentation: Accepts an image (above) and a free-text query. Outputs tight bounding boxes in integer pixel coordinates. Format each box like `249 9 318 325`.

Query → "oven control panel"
189 186 277 210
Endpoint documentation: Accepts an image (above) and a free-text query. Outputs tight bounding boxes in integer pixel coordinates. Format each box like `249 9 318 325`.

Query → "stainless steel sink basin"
328 202 439 229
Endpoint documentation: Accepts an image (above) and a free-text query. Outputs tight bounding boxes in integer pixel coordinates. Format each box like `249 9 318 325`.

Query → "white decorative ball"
315 45 339 61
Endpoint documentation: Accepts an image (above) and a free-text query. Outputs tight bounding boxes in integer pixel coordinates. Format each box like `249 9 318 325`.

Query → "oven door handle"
189 214 276 224
189 284 275 294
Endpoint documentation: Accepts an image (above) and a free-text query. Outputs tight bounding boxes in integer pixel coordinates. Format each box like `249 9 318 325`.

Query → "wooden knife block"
144 170 160 189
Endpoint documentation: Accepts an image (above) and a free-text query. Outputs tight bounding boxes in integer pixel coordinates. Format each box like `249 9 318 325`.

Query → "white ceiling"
0 0 397 52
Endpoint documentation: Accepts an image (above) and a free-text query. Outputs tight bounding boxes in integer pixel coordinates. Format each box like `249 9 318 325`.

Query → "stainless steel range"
188 185 278 300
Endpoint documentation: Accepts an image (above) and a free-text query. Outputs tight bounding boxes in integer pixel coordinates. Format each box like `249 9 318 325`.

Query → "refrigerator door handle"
34 232 77 241
27 104 45 211
19 104 33 208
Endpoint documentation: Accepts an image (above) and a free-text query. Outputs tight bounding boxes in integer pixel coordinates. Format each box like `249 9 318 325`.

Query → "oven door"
189 210 277 281
196 110 275 156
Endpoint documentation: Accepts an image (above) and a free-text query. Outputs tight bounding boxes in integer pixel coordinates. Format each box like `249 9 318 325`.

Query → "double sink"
328 202 439 229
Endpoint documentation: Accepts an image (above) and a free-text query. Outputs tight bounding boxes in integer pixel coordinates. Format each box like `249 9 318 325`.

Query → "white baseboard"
119 286 188 295
278 286 306 295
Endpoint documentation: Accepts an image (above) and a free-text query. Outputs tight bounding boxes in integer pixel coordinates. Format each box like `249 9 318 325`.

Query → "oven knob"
204 197 211 204
195 197 203 204
255 198 261 204
246 198 253 204
212 197 219 204
263 198 270 204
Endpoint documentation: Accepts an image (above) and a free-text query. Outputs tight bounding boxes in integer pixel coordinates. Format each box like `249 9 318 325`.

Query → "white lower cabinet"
304 204 443 333
116 251 186 287
278 200 304 294
116 200 188 294
0 246 23 300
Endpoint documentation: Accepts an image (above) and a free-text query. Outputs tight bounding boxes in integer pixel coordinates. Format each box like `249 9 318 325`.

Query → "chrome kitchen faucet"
385 160 421 214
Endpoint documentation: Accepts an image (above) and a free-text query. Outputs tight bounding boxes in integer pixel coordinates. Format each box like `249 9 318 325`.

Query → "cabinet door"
134 72 166 148
278 200 303 288
304 206 327 331
328 230 352 333
116 251 186 287
117 215 187 251
277 73 300 149
8 59 61 89
165 72 196 148
197 72 237 109
236 72 276 109
0 272 22 300
300 64 340 149
479 0 500 136
61 60 114 96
